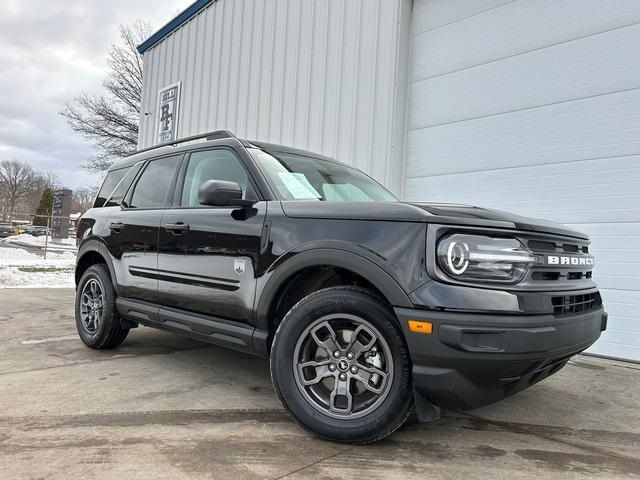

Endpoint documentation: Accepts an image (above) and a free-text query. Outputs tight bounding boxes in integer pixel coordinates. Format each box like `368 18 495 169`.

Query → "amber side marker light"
407 320 433 334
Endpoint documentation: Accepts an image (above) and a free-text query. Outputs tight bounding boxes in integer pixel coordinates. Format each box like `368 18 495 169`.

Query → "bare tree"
41 171 60 191
0 160 37 222
72 186 99 213
61 21 151 172
25 171 60 214
0 182 9 221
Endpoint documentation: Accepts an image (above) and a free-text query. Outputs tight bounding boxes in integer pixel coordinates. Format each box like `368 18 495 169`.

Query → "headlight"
437 234 540 284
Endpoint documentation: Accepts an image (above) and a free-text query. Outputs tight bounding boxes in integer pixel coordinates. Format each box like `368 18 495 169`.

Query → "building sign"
157 82 181 143
51 189 72 241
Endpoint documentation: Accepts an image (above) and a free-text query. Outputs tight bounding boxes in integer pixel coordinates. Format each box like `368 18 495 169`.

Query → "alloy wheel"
79 278 104 334
293 313 394 420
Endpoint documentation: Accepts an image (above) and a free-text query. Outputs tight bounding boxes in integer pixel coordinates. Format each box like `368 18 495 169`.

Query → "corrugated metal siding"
138 0 412 195
406 0 640 361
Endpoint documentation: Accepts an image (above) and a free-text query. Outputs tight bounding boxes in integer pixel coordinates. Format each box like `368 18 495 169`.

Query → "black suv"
75 130 606 443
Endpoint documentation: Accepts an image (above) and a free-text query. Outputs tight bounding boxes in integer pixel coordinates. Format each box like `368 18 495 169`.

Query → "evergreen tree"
34 188 54 226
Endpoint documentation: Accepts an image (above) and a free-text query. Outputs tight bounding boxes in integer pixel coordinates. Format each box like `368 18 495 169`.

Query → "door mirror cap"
198 180 255 207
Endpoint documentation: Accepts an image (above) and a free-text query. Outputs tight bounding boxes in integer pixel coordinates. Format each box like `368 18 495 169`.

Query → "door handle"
164 222 190 234
109 222 124 232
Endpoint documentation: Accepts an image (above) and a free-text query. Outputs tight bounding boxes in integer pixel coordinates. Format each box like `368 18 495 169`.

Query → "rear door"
107 154 182 303
157 147 266 324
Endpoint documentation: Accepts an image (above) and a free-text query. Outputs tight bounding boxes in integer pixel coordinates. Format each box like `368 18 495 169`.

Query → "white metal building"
137 0 640 362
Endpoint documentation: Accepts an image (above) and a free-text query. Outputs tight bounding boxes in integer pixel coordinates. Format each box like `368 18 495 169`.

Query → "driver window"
181 149 253 207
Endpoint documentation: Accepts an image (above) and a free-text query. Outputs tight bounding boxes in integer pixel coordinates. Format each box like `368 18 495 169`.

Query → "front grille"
528 239 589 254
551 292 601 315
522 234 594 290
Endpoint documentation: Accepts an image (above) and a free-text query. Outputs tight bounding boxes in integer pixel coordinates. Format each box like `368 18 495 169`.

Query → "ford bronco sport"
75 130 607 443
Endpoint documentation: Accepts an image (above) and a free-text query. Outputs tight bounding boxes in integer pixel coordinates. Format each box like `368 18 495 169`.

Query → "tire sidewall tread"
75 264 128 349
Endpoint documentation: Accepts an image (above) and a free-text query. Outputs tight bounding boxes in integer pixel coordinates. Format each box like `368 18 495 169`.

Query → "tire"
75 264 129 349
270 286 413 444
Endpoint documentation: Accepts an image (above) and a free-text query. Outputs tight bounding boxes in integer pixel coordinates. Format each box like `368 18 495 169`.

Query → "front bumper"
395 306 607 410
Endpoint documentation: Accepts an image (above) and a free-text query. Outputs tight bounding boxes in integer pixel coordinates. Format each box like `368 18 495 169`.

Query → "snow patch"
0 246 76 288
1 234 76 251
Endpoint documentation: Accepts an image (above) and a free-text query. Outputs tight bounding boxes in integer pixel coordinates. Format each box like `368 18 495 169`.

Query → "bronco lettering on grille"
547 255 594 266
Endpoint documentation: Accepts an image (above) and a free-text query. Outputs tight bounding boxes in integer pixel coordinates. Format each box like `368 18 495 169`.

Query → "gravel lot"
1 288 639 479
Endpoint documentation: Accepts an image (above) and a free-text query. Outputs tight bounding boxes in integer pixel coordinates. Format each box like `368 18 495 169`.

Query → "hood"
280 201 588 240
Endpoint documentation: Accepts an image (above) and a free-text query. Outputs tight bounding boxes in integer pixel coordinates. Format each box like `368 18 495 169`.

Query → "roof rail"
206 129 236 141
131 129 248 156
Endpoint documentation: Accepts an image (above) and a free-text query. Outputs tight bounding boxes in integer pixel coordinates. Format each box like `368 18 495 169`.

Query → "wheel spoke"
310 321 340 355
297 359 334 386
353 365 388 394
329 376 353 414
346 324 377 359
81 293 92 306
90 281 98 298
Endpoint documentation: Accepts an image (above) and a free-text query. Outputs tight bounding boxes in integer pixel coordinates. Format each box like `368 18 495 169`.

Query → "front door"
157 148 266 324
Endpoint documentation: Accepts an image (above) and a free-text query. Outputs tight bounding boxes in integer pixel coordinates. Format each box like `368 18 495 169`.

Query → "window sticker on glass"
291 173 321 198
277 171 321 199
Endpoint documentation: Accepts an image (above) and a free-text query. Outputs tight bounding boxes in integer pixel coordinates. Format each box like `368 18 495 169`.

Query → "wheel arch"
75 240 119 295
255 248 412 336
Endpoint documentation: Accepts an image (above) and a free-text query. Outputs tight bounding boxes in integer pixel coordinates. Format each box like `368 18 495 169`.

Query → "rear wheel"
75 264 129 349
270 286 413 443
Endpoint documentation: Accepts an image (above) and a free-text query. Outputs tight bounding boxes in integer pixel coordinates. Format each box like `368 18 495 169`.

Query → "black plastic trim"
76 239 121 296
116 298 259 356
255 248 413 331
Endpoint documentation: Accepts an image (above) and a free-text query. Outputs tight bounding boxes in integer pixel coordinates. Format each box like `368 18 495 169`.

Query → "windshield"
250 149 398 202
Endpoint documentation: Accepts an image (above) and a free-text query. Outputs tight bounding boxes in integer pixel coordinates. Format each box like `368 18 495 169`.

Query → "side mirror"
198 180 255 207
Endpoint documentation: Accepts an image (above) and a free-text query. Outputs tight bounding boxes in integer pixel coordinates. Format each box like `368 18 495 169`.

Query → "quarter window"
129 156 179 209
94 167 129 208
180 149 254 207
104 162 144 207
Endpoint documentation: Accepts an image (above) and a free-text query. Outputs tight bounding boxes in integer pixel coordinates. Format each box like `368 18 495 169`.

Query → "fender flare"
75 239 120 295
254 247 412 332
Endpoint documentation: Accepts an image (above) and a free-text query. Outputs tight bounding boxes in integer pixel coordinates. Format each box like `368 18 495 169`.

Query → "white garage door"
404 0 640 362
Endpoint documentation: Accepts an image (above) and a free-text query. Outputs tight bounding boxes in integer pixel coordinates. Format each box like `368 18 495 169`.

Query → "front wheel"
270 287 413 443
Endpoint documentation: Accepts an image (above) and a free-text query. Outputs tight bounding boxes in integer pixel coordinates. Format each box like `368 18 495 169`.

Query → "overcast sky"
0 0 193 189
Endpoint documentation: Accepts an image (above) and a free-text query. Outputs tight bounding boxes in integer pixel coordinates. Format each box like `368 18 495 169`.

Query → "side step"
115 297 259 356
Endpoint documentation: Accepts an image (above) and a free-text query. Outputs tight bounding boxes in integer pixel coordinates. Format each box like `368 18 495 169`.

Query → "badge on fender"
234 258 246 275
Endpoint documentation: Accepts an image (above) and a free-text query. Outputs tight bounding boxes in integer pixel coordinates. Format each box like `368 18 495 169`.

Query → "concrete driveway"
1 289 639 479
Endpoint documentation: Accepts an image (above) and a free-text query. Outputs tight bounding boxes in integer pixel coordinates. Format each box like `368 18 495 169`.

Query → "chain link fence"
0 212 77 287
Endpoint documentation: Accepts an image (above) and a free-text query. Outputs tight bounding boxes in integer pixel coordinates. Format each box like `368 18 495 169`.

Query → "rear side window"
129 156 179 209
94 168 129 208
